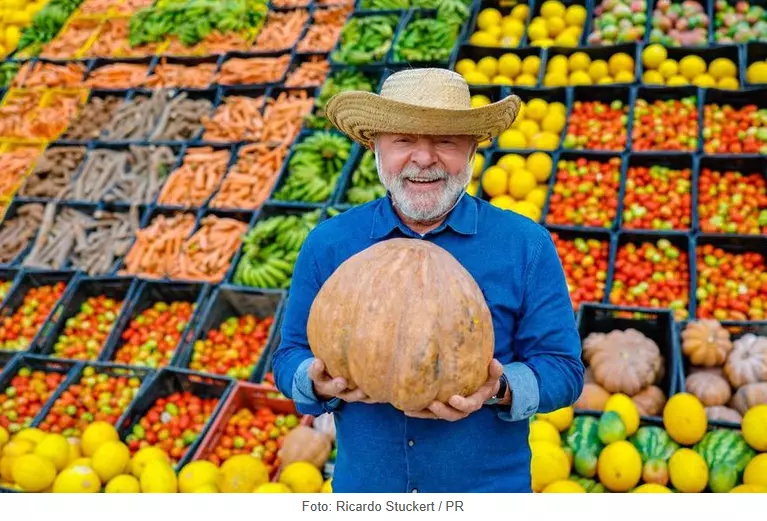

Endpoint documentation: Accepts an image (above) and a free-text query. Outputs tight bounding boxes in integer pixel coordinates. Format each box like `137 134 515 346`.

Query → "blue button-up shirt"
272 193 584 493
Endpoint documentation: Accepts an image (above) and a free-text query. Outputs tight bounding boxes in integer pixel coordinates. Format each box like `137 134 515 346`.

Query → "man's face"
375 133 475 222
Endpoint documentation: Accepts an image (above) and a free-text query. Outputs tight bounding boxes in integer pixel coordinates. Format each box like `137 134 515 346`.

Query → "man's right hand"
309 358 379 404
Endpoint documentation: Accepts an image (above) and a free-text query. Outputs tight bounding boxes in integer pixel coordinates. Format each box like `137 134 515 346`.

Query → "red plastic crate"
191 381 312 479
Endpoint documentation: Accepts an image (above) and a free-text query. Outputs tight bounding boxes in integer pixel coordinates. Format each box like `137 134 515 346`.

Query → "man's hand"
308 358 379 404
404 359 505 421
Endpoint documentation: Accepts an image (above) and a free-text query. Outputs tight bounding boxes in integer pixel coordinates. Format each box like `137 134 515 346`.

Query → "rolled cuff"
292 357 343 416
496 362 540 422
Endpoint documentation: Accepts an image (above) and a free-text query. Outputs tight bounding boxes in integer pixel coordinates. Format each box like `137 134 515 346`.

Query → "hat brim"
324 91 522 149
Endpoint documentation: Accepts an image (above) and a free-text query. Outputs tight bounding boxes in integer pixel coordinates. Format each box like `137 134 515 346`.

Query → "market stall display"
0 0 766 494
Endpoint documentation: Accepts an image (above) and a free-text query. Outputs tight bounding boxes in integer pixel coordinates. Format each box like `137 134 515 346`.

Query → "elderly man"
271 68 584 493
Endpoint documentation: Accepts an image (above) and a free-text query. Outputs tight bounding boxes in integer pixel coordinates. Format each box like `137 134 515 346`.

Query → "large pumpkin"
724 334 767 388
584 329 663 396
306 238 495 412
681 319 733 367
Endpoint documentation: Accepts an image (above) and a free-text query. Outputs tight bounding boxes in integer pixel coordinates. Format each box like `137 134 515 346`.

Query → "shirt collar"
369 191 478 240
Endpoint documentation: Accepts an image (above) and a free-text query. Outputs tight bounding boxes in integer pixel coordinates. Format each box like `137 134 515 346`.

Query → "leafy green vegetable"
360 0 410 8
331 14 399 65
392 17 459 63
0 62 20 88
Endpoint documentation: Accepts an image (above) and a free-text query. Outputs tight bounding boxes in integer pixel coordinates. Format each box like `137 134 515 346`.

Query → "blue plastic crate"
12 144 88 202
330 142 388 206
0 268 22 306
709 0 767 46
630 85 702 153
176 285 287 383
528 0 591 47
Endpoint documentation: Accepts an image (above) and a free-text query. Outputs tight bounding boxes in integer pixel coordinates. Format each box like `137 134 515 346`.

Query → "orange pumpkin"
681 320 733 367
574 382 610 410
278 426 332 469
632 385 667 417
306 238 495 412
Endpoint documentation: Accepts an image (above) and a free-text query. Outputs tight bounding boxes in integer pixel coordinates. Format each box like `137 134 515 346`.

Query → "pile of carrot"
0 90 44 139
40 18 101 60
297 4 354 53
85 63 150 89
202 96 265 142
11 62 87 90
144 59 217 89
191 31 253 56
113 0 155 15
0 147 43 199
210 143 289 210
86 18 162 58
253 9 310 52
261 90 315 145
76 0 115 15
271 0 311 7
156 147 231 208
215 55 291 86
120 212 197 279
169 215 249 283
0 90 84 141
285 55 330 87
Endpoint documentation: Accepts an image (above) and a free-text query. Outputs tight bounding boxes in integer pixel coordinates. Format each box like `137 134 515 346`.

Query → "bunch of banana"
344 150 387 206
233 209 322 289
272 131 352 204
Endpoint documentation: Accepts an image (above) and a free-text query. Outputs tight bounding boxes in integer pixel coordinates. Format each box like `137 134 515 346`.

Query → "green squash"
598 411 627 445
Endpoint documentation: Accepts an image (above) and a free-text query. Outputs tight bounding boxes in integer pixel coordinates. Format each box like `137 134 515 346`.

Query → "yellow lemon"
547 54 569 75
0 456 17 483
486 25 503 40
746 61 767 84
498 129 528 149
67 457 92 469
477 56 499 78
279 461 324 494
526 186 548 209
471 94 492 108
254 482 292 493
680 55 707 80
730 484 767 493
467 181 479 196
455 58 476 76
80 421 119 457
496 153 526 173
597 76 615 84
521 55 541 76
744 453 767 487
0 427 8 448
544 72 568 86
708 57 737 79
543 480 585 493
604 393 640 436
608 53 634 75
658 59 679 78
499 35 520 48
501 18 525 39
524 99 548 122
12 454 57 492
633 483 672 493
516 200 543 221
529 419 561 445
663 393 707 445
642 70 665 85
53 464 102 493
588 59 609 81
13 428 46 446
717 77 739 90
3 25 19 49
548 101 567 115
530 131 560 150
515 73 537 86
693 73 716 88
564 4 587 26
530 441 570 492
667 75 688 86
141 458 178 493
490 194 516 211
66 438 81 465
642 44 667 69
597 441 642 492
742 405 767 451
536 407 574 432
477 8 502 30
614 70 635 83
463 70 490 85
481 166 509 197
568 51 591 72
541 1 566 19
569 70 592 85
669 448 708 493
92 441 131 483
471 152 485 178
511 4 529 21
105 474 141 493
3 439 34 458
33 434 70 472
554 31 579 47
518 119 540 140
546 16 566 37
498 53 522 78
469 31 497 47
217 454 269 493
528 22 549 42
178 460 219 493
526 152 553 182
492 75 514 85
321 478 332 493
130 446 171 478
193 484 219 493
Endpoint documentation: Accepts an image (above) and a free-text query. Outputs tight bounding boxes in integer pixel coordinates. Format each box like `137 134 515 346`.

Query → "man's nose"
410 140 438 169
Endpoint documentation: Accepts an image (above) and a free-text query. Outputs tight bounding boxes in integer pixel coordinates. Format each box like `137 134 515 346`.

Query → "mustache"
395 165 449 182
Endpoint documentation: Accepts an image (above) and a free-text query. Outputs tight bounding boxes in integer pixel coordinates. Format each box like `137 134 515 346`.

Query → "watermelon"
693 429 756 487
598 411 627 445
574 448 598 478
571 476 606 493
709 465 738 493
565 416 603 458
630 426 679 463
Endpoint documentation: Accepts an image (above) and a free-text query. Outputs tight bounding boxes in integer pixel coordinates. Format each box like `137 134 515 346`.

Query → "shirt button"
408 440 414 447
412 489 418 493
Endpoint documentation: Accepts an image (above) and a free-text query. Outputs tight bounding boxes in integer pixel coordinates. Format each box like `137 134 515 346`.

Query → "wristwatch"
485 374 509 406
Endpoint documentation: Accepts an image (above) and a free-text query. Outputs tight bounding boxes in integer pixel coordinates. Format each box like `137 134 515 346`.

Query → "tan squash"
681 319 733 367
724 334 767 388
730 382 767 416
705 406 742 424
586 329 663 396
306 238 495 412
574 382 610 410
278 426 332 469
631 385 667 416
685 372 732 407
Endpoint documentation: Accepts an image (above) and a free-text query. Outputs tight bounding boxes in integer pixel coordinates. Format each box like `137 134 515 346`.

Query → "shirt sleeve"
270 233 343 417
496 230 585 422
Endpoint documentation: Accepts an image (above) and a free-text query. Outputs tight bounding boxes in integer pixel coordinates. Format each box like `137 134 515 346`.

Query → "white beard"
375 148 472 223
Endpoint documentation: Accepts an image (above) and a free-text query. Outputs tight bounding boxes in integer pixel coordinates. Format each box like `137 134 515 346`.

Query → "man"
272 68 584 493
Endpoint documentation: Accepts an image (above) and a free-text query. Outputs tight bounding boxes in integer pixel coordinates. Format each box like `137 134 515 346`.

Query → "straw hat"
324 68 522 149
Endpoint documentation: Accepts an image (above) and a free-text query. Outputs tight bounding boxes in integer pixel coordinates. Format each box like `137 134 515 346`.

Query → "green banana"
343 150 387 205
393 17 459 63
331 15 400 65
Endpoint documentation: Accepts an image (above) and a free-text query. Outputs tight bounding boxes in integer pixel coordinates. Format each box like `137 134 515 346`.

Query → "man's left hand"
404 359 505 422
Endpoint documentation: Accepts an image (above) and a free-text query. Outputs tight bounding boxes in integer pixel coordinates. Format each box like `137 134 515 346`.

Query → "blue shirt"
272 193 584 493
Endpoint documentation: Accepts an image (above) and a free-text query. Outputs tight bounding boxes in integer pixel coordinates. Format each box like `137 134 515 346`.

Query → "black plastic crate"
0 270 79 354
34 276 140 361
146 88 219 144
638 44 742 87
12 144 89 203
618 153 695 232
10 58 90 89
282 52 331 90
564 86 632 153
492 86 568 152
744 42 767 86
695 155 767 236
304 67 385 131
542 43 640 87
701 87 767 155
33 360 155 435
576 302 680 421
0 353 80 431
177 286 287 382
610 231 695 322
461 0 531 47
692 234 767 322
100 280 211 369
0 351 17 373
332 144 387 207
631 85 701 153
116 366 234 470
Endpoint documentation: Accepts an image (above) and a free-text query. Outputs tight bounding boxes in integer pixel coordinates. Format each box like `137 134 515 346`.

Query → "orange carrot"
120 212 197 279
156 147 231 208
297 4 353 53
210 143 289 210
169 215 248 283
0 147 42 198
40 18 101 60
285 56 330 87
261 90 315 144
86 18 161 58
11 62 87 89
144 58 217 89
85 63 150 89
253 10 310 52
201 96 265 142
215 55 291 86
